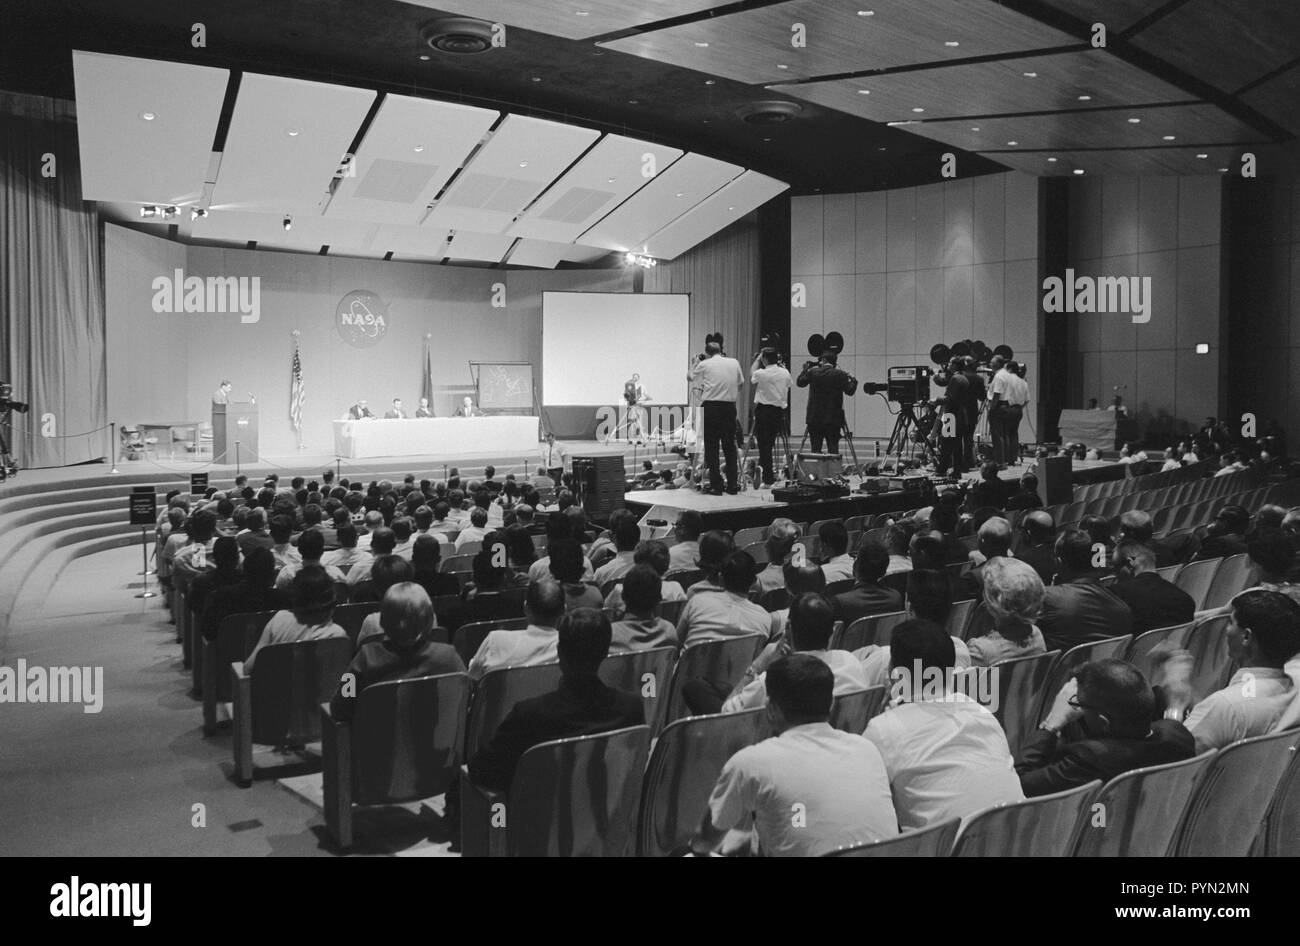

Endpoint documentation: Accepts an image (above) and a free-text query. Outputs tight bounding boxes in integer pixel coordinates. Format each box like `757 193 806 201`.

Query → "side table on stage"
212 402 258 464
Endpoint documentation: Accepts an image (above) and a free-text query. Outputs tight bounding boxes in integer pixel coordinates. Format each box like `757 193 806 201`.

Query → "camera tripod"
739 408 793 486
795 416 860 475
0 427 15 481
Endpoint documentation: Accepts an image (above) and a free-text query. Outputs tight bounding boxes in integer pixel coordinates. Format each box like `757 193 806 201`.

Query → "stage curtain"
0 93 107 469
645 216 761 427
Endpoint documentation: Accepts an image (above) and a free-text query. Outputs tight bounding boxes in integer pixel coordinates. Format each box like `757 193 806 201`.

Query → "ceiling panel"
370 224 452 259
563 244 618 265
72 51 229 205
773 49 1194 123
1240 64 1300 137
580 152 742 251
416 0 730 40
209 73 375 214
326 94 498 224
639 171 788 258
600 0 1080 86
1034 0 1171 33
507 135 684 243
506 239 571 269
981 146 1254 177
424 114 600 232
191 210 376 253
443 230 516 263
1129 0 1300 93
901 103 1268 153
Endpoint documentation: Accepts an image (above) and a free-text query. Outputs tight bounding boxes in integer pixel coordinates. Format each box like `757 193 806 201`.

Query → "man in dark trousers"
796 351 857 455
750 348 792 485
936 358 972 476
960 357 987 470
467 607 644 793
689 335 745 494
1109 541 1195 634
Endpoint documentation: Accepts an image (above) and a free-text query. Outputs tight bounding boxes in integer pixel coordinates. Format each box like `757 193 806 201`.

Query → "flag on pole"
290 342 304 436
421 339 434 414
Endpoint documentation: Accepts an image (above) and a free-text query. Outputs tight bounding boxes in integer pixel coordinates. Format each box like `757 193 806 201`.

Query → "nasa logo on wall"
335 290 389 348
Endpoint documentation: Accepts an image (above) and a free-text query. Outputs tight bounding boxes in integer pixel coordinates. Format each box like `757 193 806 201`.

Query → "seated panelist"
347 399 375 420
384 397 407 419
415 397 433 418
455 396 481 418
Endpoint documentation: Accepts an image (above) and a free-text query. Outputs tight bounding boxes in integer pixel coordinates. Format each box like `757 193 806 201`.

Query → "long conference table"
332 416 540 459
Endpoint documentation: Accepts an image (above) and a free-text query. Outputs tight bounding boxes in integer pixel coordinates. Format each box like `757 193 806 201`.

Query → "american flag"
289 343 304 434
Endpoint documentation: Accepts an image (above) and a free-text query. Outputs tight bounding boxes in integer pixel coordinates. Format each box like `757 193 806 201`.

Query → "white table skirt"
332 417 540 458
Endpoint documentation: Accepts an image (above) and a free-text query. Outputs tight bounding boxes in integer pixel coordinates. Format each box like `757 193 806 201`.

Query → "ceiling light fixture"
140 111 156 121
857 89 871 95
1022 71 1038 78
1047 157 1058 162
912 107 925 113
575 9 589 15
971 126 980 131
1073 169 1085 175
191 208 208 220
607 177 616 183
857 10 875 16
945 41 959 47
287 128 301 137
419 54 430 61
531 76 542 82
1077 94 1091 101
1218 167 1229 172
139 205 159 218
694 41 709 47
1196 153 1208 159
283 215 292 231
776 64 789 70
519 161 528 167
624 252 656 268
1007 140 1018 146
1127 117 1141 123
727 206 735 211
705 79 716 85
628 99 639 104
413 145 424 153
1163 135 1176 141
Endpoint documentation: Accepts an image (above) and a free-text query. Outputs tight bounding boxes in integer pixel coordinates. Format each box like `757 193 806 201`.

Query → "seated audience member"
1115 509 1189 568
818 520 854 584
188 536 243 621
528 514 595 583
529 466 555 492
964 462 1006 512
1003 472 1043 511
691 655 898 857
1247 529 1294 586
353 556 416 643
586 510 629 568
1194 505 1250 561
202 547 280 642
318 507 347 550
346 527 396 588
830 538 903 624
235 507 273 556
719 593 869 714
292 503 325 546
858 569 972 686
468 579 566 679
455 507 490 551
686 530 736 595
866 619 1023 829
244 566 347 673
275 529 345 590
768 563 827 641
1015 511 1058 584
410 534 458 600
1078 516 1115 570
928 504 971 565
499 525 537 580
269 515 302 572
468 607 644 793
667 510 705 573
463 535 514 601
1109 541 1195 633
354 510 385 550
1015 659 1194 797
602 540 686 614
1160 447 1181 472
320 524 368 574
1037 529 1134 650
752 519 799 595
171 509 220 587
547 539 604 612
1213 450 1246 477
592 513 642 587
884 522 915 577
958 516 1014 600
390 517 416 560
1164 589 1300 752
968 558 1047 667
609 565 677 653
328 583 465 722
676 551 772 647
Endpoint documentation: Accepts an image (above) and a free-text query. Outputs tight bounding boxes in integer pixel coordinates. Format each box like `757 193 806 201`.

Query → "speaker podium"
212 402 258 464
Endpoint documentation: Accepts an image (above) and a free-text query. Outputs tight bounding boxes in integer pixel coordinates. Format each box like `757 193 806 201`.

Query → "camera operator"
935 357 973 476
0 382 31 477
751 347 791 486
689 335 745 495
960 356 986 470
796 351 857 455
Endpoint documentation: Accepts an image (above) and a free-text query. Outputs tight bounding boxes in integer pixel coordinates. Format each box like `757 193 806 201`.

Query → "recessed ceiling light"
1023 71 1038 78
1127 117 1141 123
140 111 156 121
675 192 684 198
705 79 716 85
857 9 875 16
286 128 300 137
1196 153 1209 159
575 9 589 15
1077 94 1091 101
776 64 789 70
857 89 871 95
628 99 639 104
1218 167 1229 172
1195 343 1210 354
1007 140 1018 146
912 107 925 113
1073 169 1085 175
413 145 424 153
418 54 430 61
1047 157 1058 162
1163 135 1176 141
944 41 960 47
970 126 980 132
763 136 773 141
878 146 887 151
694 41 709 48
531 76 542 82
519 161 528 168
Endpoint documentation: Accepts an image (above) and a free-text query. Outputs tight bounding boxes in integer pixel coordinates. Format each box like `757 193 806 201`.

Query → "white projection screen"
542 292 690 405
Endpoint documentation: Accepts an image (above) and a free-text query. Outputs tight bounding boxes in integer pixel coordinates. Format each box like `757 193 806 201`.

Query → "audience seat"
664 568 705 590
1172 558 1222 611
1259 735 1300 856
1125 622 1194 683
734 527 766 549
1199 553 1256 612
1034 635 1133 726
453 617 529 666
468 587 527 624
1173 728 1300 856
945 599 976 641
661 634 766 729
462 661 563 762
201 609 276 735
976 650 1061 756
824 578 856 597
952 780 1100 856
828 685 886 733
320 671 470 850
824 817 960 857
792 536 820 561
834 610 908 651
1155 563 1182 582
1072 751 1217 857
1182 614 1234 704
742 541 769 565
656 599 686 626
440 554 476 574
597 647 675 732
332 602 382 645
637 708 768 857
230 638 352 786
461 725 650 857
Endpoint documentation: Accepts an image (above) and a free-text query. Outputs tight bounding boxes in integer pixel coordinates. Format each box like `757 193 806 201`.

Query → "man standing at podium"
212 380 232 404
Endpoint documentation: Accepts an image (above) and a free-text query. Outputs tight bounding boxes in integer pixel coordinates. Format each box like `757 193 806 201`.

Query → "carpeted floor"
0 546 455 856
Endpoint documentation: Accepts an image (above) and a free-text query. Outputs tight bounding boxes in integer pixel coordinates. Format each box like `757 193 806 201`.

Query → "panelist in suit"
347 399 375 420
415 397 433 418
384 397 406 419
212 380 233 404
455 396 481 417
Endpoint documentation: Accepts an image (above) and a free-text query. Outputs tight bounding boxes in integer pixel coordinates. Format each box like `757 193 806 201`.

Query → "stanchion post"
110 422 119 474
235 440 241 477
135 526 157 599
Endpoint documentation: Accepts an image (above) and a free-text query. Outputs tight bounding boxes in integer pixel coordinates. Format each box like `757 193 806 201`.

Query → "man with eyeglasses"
1014 658 1193 797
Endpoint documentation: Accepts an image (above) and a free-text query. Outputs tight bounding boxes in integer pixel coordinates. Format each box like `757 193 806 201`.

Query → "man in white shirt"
750 348 791 485
455 507 490 551
346 528 396 588
676 551 773 648
865 618 1023 830
691 654 898 856
688 335 745 495
538 433 568 482
722 593 869 714
354 510 385 551
1165 588 1300 753
274 529 345 590
753 520 799 596
468 580 565 679
818 520 854 585
321 524 370 573
989 358 1030 467
667 511 704 574
592 514 641 589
